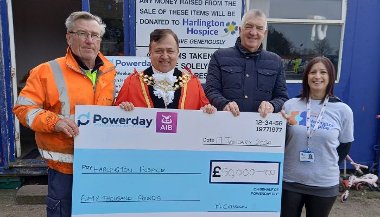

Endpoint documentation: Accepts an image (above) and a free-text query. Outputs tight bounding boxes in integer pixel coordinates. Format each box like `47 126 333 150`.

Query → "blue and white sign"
135 1 242 83
73 106 285 217
106 56 151 96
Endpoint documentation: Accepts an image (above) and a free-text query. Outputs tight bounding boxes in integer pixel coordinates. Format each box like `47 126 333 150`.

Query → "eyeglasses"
69 31 102 41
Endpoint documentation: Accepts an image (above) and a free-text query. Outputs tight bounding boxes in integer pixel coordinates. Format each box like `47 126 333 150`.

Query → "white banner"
73 107 285 216
135 0 243 83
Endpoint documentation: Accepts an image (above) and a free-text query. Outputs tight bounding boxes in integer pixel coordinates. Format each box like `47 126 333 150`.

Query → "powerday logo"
76 112 153 128
156 112 178 133
77 112 91 127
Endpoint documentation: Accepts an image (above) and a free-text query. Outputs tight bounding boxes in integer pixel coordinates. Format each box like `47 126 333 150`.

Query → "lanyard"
306 97 329 149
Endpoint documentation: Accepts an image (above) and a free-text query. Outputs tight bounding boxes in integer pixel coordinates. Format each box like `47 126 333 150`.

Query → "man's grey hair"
241 9 268 30
65 11 106 36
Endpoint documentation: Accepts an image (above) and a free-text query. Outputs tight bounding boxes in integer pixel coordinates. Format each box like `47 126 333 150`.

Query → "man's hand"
119 101 135 111
258 101 274 118
223 101 240 117
54 118 79 137
201 104 217 114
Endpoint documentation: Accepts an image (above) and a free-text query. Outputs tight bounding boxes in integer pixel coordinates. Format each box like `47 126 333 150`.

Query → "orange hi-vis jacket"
114 67 210 109
13 48 116 174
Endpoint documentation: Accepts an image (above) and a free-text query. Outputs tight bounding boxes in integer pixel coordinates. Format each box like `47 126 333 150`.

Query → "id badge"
299 150 315 162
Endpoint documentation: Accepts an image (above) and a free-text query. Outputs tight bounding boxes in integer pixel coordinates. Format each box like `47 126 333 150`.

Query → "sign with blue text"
72 106 285 217
106 56 151 96
135 0 242 83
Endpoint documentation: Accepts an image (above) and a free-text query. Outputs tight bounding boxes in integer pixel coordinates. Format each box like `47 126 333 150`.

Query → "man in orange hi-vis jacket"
13 11 116 217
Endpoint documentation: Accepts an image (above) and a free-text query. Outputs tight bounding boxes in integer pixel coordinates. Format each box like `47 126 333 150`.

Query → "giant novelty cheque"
72 106 286 217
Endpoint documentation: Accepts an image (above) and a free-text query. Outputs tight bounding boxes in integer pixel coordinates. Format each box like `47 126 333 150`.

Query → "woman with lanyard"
280 56 354 217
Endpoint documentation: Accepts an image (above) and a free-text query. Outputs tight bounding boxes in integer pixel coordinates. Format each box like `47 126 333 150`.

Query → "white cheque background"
74 106 285 153
73 106 286 217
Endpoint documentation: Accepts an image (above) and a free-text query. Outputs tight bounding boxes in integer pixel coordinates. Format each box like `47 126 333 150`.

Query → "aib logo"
77 112 90 127
156 112 177 133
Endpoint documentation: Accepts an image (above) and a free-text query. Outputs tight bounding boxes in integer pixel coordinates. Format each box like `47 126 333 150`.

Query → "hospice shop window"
247 0 346 82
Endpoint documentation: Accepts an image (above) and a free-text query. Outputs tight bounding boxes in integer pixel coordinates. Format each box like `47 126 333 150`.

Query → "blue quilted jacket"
205 37 288 112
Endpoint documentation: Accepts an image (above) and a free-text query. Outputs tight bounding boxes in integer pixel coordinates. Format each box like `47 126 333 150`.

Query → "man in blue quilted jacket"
205 9 288 117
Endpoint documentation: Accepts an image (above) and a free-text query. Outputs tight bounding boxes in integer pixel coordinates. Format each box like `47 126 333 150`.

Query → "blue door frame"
0 4 45 174
0 0 16 172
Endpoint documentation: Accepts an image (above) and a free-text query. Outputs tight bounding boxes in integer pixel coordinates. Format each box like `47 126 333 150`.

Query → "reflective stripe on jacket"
13 48 116 174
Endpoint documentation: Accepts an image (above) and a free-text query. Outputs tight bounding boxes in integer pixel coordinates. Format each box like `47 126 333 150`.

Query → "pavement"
0 185 380 217
0 186 46 217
